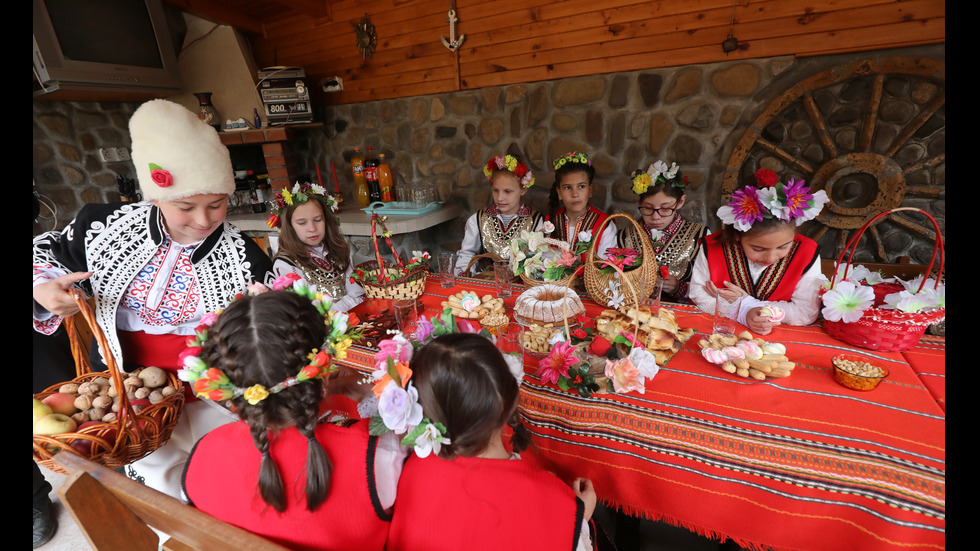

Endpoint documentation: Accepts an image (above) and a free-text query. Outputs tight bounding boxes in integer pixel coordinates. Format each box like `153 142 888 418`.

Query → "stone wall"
300 44 944 263
33 101 139 235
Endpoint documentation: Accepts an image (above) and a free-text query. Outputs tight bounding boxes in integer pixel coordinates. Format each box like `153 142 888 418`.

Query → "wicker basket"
354 213 428 300
33 291 184 474
583 213 659 309
822 208 945 352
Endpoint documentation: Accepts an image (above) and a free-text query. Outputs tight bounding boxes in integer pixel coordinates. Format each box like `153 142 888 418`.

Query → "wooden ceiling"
161 0 946 105
164 0 336 36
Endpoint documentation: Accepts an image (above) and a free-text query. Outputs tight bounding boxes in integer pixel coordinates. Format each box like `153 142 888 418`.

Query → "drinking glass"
393 298 418 333
712 295 736 335
494 260 513 298
438 252 456 288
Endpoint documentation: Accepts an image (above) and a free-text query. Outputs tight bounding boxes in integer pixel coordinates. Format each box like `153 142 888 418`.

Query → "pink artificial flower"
200 312 220 326
374 336 414 370
556 248 578 267
779 178 815 219
536 340 578 385
605 358 644 394
272 273 301 290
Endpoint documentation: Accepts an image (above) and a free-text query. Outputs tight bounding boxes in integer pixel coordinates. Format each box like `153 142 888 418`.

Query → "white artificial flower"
548 330 567 346
291 182 302 194
413 423 451 458
716 205 753 233
503 353 525 383
649 160 668 180
795 190 830 225
605 278 625 309
578 229 593 243
310 184 326 195
378 382 423 434
663 162 679 180
883 290 933 313
821 280 874 323
628 347 659 381
648 228 664 242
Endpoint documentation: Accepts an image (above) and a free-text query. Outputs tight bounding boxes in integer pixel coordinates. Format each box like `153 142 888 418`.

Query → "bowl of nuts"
479 312 510 336
831 354 889 391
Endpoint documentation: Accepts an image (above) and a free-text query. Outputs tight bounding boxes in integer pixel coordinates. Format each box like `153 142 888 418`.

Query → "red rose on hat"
149 163 173 188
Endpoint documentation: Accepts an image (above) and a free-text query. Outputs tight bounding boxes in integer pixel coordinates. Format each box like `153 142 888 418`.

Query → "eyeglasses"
638 205 678 216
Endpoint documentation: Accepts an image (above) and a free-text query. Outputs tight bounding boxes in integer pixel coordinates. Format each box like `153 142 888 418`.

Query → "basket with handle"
583 213 659 309
822 207 945 352
354 212 427 300
33 290 184 474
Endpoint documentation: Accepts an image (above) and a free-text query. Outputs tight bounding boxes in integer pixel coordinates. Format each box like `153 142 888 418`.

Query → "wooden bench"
54 452 288 551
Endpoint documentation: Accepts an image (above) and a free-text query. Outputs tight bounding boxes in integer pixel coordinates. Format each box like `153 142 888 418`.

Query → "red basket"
822 208 944 352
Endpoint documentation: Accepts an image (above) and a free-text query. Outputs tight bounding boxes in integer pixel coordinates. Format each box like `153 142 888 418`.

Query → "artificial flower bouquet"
535 312 660 397
507 223 591 284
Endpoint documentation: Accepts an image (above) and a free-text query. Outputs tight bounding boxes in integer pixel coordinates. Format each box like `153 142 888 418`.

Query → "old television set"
33 0 183 100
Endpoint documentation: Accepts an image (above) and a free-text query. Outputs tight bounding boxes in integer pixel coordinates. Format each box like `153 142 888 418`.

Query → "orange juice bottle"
351 147 369 207
378 154 395 202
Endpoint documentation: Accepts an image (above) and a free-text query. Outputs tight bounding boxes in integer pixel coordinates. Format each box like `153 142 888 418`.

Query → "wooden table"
346 277 946 551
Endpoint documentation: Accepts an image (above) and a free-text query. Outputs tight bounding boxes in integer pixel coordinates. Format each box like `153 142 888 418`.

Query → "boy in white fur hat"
33 99 273 497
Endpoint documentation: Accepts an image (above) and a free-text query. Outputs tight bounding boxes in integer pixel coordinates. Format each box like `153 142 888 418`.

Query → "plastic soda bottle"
364 146 381 203
351 147 369 207
378 154 395 202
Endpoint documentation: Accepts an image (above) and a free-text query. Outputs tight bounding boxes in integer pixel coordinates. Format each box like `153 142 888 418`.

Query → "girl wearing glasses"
618 161 707 302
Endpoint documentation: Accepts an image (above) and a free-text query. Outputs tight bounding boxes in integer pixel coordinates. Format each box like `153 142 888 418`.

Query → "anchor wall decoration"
440 0 465 52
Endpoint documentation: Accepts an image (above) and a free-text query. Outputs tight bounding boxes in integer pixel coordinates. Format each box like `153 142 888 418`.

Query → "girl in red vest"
689 169 830 335
182 290 403 551
387 333 596 551
547 152 615 260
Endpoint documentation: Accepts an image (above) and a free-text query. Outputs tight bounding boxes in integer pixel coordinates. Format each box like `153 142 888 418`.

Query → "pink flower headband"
717 169 829 232
483 155 534 188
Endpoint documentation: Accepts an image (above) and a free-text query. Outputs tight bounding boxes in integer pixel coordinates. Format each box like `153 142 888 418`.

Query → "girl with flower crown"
386 333 596 551
617 160 708 302
546 151 616 260
688 169 830 335
182 289 406 551
456 155 544 274
270 182 365 311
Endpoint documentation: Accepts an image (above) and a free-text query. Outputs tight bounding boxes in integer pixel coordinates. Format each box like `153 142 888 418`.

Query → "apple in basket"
42 393 78 416
34 413 77 436
69 420 118 455
33 399 53 426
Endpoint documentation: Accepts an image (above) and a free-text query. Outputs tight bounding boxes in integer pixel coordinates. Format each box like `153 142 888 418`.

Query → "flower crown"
177 275 358 404
361 309 523 458
483 155 534 188
630 160 687 195
266 182 338 229
717 169 830 232
553 152 591 171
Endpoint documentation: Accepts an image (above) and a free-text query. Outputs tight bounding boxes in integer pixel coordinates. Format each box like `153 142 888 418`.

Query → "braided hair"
411 333 531 457
198 291 332 512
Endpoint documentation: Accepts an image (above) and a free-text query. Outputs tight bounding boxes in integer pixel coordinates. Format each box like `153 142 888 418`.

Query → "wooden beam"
164 0 265 35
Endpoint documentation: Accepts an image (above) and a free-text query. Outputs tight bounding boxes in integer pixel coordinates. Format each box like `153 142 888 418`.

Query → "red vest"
703 232 820 302
387 454 584 551
183 420 390 551
549 206 610 262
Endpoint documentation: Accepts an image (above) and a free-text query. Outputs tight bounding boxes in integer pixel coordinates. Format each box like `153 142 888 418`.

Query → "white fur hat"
129 99 235 201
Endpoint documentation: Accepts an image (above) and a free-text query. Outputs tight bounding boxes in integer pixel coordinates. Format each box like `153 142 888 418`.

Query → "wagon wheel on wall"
724 57 945 264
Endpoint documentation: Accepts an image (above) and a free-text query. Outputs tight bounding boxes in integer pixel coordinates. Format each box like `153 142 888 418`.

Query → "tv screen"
33 0 182 99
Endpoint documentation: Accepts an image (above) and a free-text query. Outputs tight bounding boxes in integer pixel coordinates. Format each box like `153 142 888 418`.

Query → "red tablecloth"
347 277 946 551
